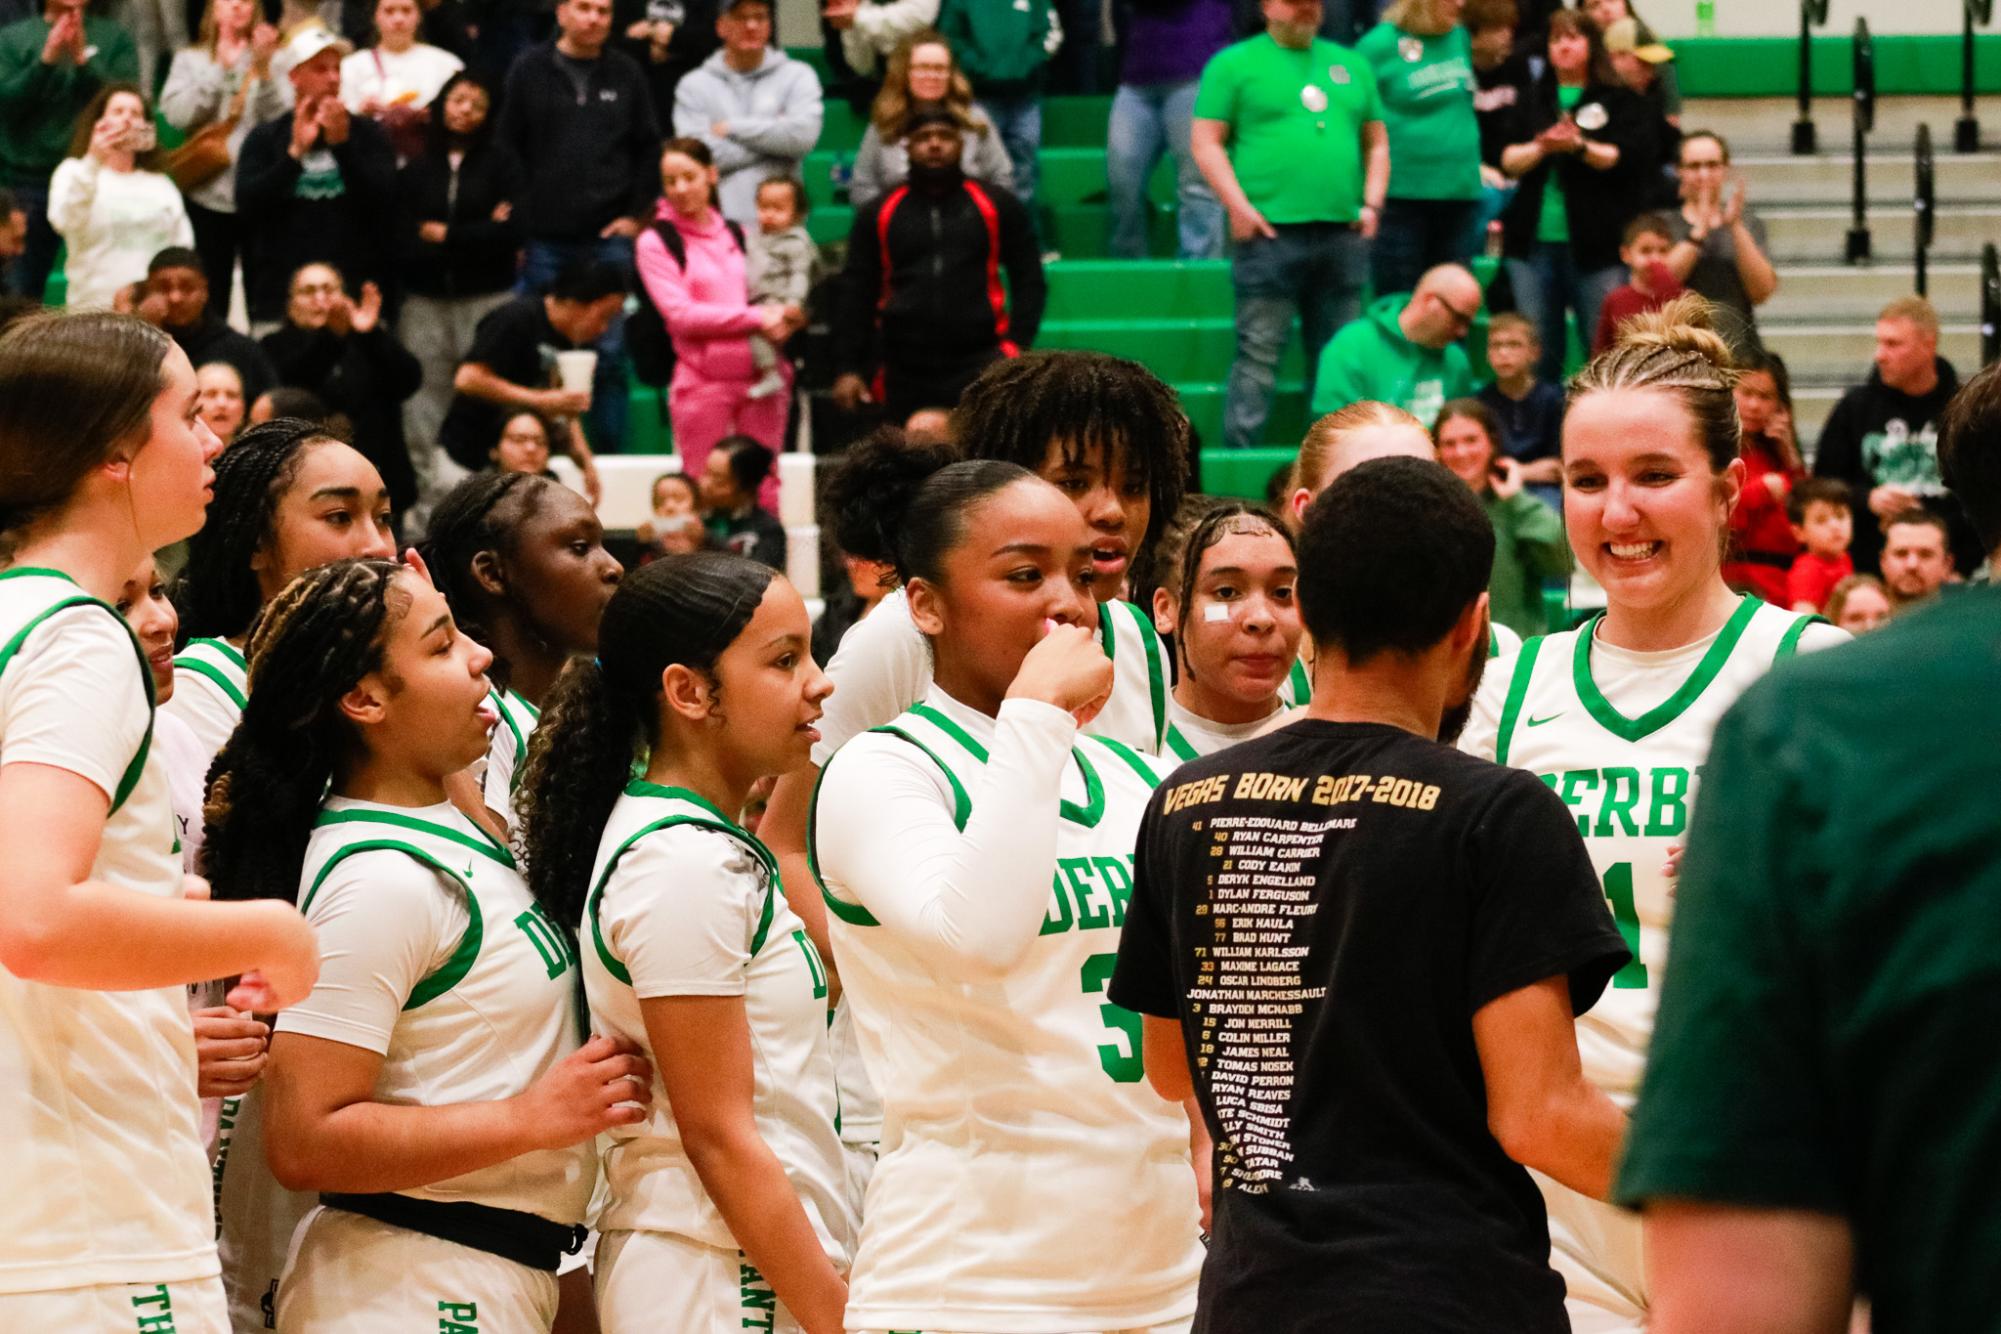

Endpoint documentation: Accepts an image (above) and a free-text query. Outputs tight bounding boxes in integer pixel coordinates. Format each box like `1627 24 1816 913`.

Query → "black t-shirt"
438 295 574 470
1110 720 1628 1334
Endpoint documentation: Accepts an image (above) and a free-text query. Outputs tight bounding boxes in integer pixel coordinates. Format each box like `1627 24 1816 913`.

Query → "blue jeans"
1106 79 1223 261
519 235 633 453
1371 196 1480 300
1506 243 1624 382
978 93 1042 220
1226 223 1368 449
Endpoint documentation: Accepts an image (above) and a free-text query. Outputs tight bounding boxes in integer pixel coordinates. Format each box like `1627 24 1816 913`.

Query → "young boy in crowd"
635 469 709 563
1593 212 1686 354
1785 477 1856 612
1476 312 1565 505
747 174 822 399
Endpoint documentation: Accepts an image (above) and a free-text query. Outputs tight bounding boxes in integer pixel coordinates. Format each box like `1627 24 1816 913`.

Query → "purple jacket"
1122 0 1235 87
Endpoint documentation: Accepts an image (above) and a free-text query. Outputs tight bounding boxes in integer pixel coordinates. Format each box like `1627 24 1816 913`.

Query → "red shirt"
1724 433 1805 606
1592 263 1686 353
1786 550 1854 612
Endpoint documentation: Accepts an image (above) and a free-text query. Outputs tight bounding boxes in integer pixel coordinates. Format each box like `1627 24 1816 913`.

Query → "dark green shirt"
1615 586 2001 1329
1481 487 1569 637
0 14 138 186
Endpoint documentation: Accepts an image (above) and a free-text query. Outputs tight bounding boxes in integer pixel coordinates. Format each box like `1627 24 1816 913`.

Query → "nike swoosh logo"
1526 713 1563 727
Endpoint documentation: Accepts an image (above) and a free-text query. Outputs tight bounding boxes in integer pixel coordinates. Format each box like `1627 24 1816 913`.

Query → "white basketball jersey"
480 686 540 831
0 569 216 1294
166 636 248 762
582 783 855 1263
813 697 1203 1331
293 802 596 1221
1476 595 1829 1102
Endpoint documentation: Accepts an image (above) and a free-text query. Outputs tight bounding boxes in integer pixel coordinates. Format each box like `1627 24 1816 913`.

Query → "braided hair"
201 558 406 902
1569 292 1740 472
169 418 341 642
516 552 774 925
949 351 1189 555
1169 502 1295 686
419 471 551 691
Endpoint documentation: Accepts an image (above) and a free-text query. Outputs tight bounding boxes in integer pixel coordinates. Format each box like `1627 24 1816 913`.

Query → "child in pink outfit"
637 139 803 508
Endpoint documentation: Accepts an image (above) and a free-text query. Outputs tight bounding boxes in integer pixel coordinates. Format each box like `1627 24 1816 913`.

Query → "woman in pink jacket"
637 137 802 502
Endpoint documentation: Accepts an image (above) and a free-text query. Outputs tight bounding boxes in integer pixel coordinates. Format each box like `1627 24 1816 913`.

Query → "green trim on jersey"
0 567 79 585
1286 657 1311 704
1775 612 1829 660
1121 599 1168 750
586 782 780 983
1164 723 1200 763
489 687 531 788
1086 733 1163 791
807 761 882 927
875 724 972 830
299 837 486 1007
911 700 1109 829
1493 633 1548 767
173 637 249 709
909 700 987 764
0 579 156 813
1572 594 1760 744
1058 746 1106 828
313 807 515 868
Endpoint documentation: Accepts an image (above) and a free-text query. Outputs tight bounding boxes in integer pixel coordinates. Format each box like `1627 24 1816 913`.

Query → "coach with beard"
1111 456 1631 1334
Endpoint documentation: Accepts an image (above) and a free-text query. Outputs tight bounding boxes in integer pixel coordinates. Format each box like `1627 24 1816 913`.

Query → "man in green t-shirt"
1615 361 2001 1334
1190 0 1388 449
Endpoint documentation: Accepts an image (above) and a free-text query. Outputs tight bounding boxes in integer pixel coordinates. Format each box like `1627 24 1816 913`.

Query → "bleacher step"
1760 202 2001 263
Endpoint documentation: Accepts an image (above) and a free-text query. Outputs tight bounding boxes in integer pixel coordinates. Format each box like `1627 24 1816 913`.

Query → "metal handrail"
1916 125 1936 294
1847 18 1875 264
1982 243 1999 366
1959 0 1993 151
1794 0 1831 154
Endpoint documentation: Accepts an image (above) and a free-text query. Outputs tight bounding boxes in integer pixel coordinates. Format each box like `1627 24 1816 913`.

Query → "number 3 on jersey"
1082 953 1144 1083
1601 862 1649 990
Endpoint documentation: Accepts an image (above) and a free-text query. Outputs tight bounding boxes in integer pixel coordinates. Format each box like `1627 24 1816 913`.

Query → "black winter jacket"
235 114 399 323
398 137 526 299
1494 77 1648 271
496 42 660 241
833 170 1045 378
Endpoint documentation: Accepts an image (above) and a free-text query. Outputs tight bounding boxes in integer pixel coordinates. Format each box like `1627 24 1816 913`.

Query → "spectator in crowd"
340 0 463 161
1357 0 1483 299
821 0 937 81
1722 348 1803 606
1823 571 1890 634
397 69 521 502
490 408 556 476
672 0 821 225
1105 0 1229 260
633 467 707 560
612 0 718 119
1591 210 1682 353
638 137 797 494
744 173 818 400
0 0 138 301
499 0 660 453
831 106 1043 421
1613 363 2001 1334
261 262 423 512
849 29 1011 209
1812 295 1981 576
0 187 24 293
1495 9 1639 382
196 358 249 442
1436 396 1569 635
903 404 952 442
247 382 332 424
1476 310 1562 499
48 84 192 310
438 256 618 499
135 245 275 401
1582 0 1677 119
1466 0 1527 233
1879 510 1954 614
938 0 1059 223
1663 131 1776 357
1785 477 1855 614
159 0 286 310
235 28 397 330
1311 262 1481 425
1600 17 1677 206
1194 0 1388 449
107 0 185 94
699 432 785 568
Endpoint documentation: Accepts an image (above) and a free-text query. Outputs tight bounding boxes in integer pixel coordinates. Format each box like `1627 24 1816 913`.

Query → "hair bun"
823 427 962 565
1612 292 1736 370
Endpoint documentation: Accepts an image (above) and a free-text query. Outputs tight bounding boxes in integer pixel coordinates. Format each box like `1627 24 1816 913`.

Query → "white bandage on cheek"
1203 603 1232 622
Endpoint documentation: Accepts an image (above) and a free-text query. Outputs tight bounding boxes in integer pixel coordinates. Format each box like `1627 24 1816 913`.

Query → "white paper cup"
554 349 598 397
